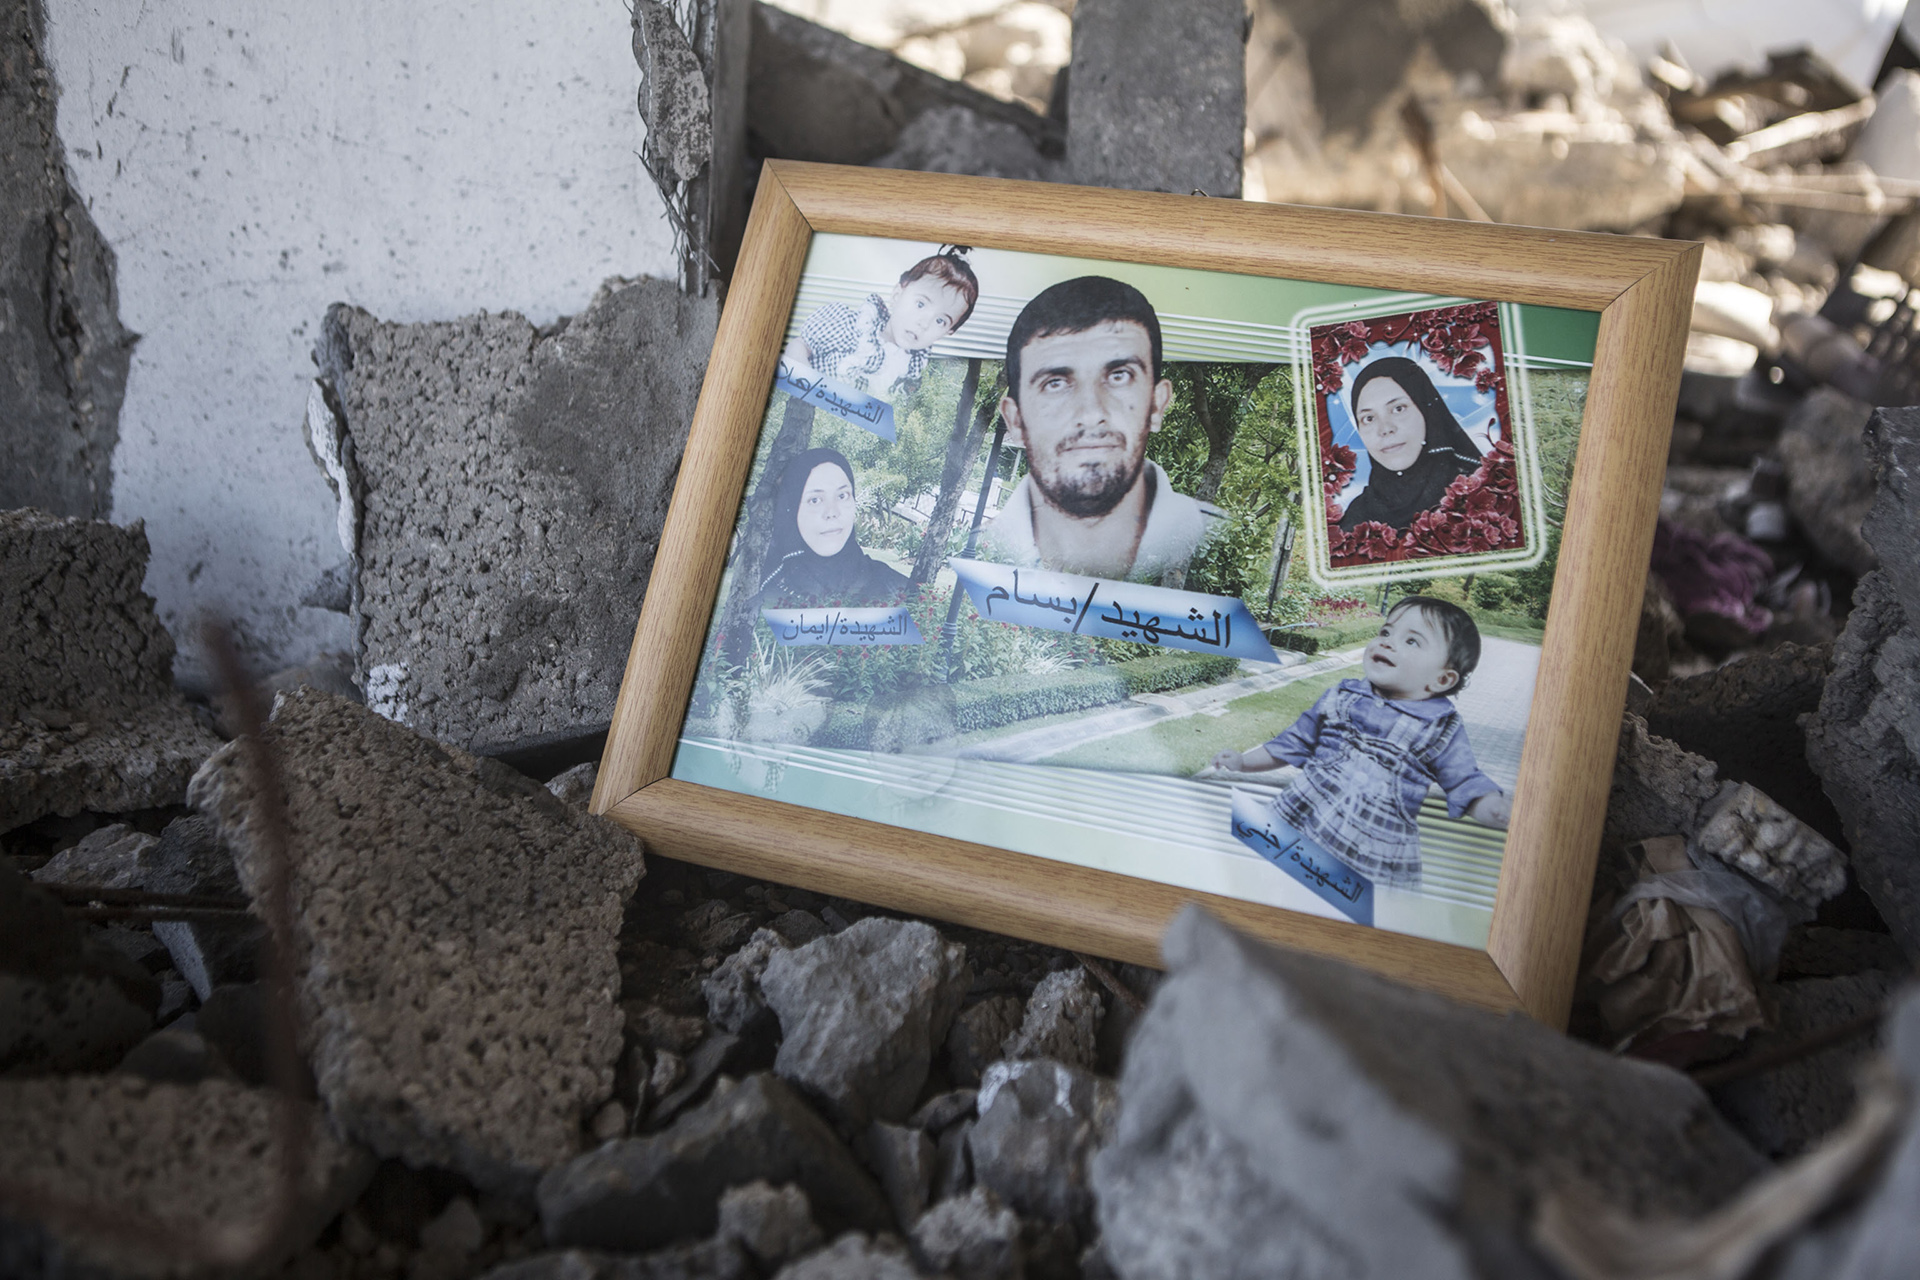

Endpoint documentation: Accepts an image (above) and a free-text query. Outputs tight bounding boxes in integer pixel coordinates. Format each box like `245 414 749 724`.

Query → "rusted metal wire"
1690 1009 1886 1090
42 883 251 910
1074 951 1146 1015
0 621 312 1269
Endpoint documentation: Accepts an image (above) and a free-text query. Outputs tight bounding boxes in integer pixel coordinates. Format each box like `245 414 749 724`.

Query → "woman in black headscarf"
756 447 912 606
1336 356 1485 532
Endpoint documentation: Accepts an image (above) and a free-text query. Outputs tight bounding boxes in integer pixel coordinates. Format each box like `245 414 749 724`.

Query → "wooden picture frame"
591 160 1698 1028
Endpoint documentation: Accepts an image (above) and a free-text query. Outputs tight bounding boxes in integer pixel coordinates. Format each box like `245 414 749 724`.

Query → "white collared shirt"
978 460 1225 584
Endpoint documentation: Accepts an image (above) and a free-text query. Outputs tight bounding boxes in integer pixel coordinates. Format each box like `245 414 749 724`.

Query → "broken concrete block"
187 688 645 1194
747 2 1062 175
862 1120 935 1229
140 812 243 898
479 1239 752 1280
769 1233 920 1280
1091 907 1766 1278
1 860 155 1075
0 511 221 831
970 1057 1116 1231
705 927 788 1038
716 1181 823 1271
945 993 1023 1088
317 276 717 753
1779 388 1879 577
151 916 264 1003
1711 970 1900 1159
28 822 156 889
0 1074 373 1277
1647 642 1839 841
910 1188 1021 1280
538 1072 892 1252
1002 966 1104 1071
1066 0 1244 196
761 918 970 1133
1607 715 1845 912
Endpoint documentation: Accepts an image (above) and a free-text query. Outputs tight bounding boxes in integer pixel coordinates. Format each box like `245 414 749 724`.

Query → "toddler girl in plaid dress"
782 249 980 399
1212 596 1512 887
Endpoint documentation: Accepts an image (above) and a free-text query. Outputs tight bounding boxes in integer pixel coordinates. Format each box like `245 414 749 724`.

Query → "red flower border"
1309 303 1525 567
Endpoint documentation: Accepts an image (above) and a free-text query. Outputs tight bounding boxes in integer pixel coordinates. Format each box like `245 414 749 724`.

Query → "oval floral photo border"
1311 302 1528 571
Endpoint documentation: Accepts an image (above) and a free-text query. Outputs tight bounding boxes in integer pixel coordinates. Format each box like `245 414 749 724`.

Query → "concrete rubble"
1092 907 1768 1279
0 511 222 831
316 276 717 755
188 687 646 1194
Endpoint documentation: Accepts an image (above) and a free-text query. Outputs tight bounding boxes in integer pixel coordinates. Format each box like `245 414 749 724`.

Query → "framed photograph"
593 161 1697 1026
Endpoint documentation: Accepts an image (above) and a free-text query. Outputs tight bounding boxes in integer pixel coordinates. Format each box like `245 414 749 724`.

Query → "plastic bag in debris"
1613 859 1806 983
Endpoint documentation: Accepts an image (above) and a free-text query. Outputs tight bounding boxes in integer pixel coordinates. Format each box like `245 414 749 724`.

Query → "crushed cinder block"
316 275 716 753
538 1072 892 1253
747 2 1062 178
0 1074 373 1278
1091 908 1766 1278
1002 966 1105 1071
0 511 221 831
1066 0 1244 196
187 688 645 1194
760 918 971 1133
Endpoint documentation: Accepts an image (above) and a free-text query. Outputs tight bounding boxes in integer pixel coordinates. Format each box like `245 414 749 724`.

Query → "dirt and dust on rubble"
11 1 1920 1278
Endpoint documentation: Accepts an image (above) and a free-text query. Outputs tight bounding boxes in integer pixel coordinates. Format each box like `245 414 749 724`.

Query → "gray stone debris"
910 1188 1021 1280
539 1072 892 1253
862 1120 935 1229
1779 388 1879 577
970 1058 1117 1232
141 813 244 898
1067 0 1245 196
1780 927 1908 979
933 1118 974 1203
317 275 717 754
2 859 156 1075
0 0 133 520
28 822 156 888
1091 907 1767 1279
1002 966 1105 1072
1646 642 1837 841
705 927 789 1038
760 917 970 1132
908 1089 976 1135
1712 970 1901 1159
946 994 1023 1087
716 1181 823 1272
1609 714 1845 912
547 761 599 809
187 688 645 1194
0 1074 372 1278
769 1233 921 1280
0 510 222 831
747 2 1061 177
152 915 263 1003
480 1239 751 1280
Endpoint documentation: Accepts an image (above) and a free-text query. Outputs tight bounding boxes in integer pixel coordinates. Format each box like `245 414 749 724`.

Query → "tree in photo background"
1311 303 1526 568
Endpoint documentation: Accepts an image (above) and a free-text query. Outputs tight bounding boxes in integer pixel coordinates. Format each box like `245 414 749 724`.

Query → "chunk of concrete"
970 1058 1116 1231
0 511 221 831
1711 970 1900 1159
945 994 1022 1088
747 2 1062 174
769 1234 921 1280
1647 643 1838 841
761 918 970 1132
716 1181 824 1271
1 860 155 1074
538 1072 892 1252
1090 907 1767 1279
28 822 156 889
1608 715 1844 912
861 1120 935 1229
1066 0 1244 196
1002 966 1104 1071
0 1074 372 1278
187 688 645 1194
704 927 789 1038
910 1187 1021 1280
318 275 717 753
479 1239 751 1280
1779 388 1878 577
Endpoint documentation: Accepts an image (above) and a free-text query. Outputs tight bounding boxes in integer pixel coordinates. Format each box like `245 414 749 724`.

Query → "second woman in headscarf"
756 446 913 607
1336 356 1485 532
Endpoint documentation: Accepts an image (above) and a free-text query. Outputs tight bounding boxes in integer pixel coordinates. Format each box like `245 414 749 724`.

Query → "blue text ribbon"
947 559 1279 663
762 606 923 647
775 360 897 440
1230 789 1375 925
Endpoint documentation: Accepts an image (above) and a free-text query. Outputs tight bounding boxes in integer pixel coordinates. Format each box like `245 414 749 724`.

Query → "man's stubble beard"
1029 433 1147 519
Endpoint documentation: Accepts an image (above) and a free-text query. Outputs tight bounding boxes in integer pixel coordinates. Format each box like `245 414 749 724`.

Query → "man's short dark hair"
1385 595 1482 688
1005 276 1162 399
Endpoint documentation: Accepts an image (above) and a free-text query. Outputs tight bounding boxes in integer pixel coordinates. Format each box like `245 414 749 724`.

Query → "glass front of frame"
671 233 1599 951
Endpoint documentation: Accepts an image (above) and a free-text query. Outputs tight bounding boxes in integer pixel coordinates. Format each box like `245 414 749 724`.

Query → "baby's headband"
937 243 973 259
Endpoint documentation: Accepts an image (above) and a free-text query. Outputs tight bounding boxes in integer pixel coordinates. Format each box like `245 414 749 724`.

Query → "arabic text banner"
948 559 1279 663
762 606 925 646
774 362 898 440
